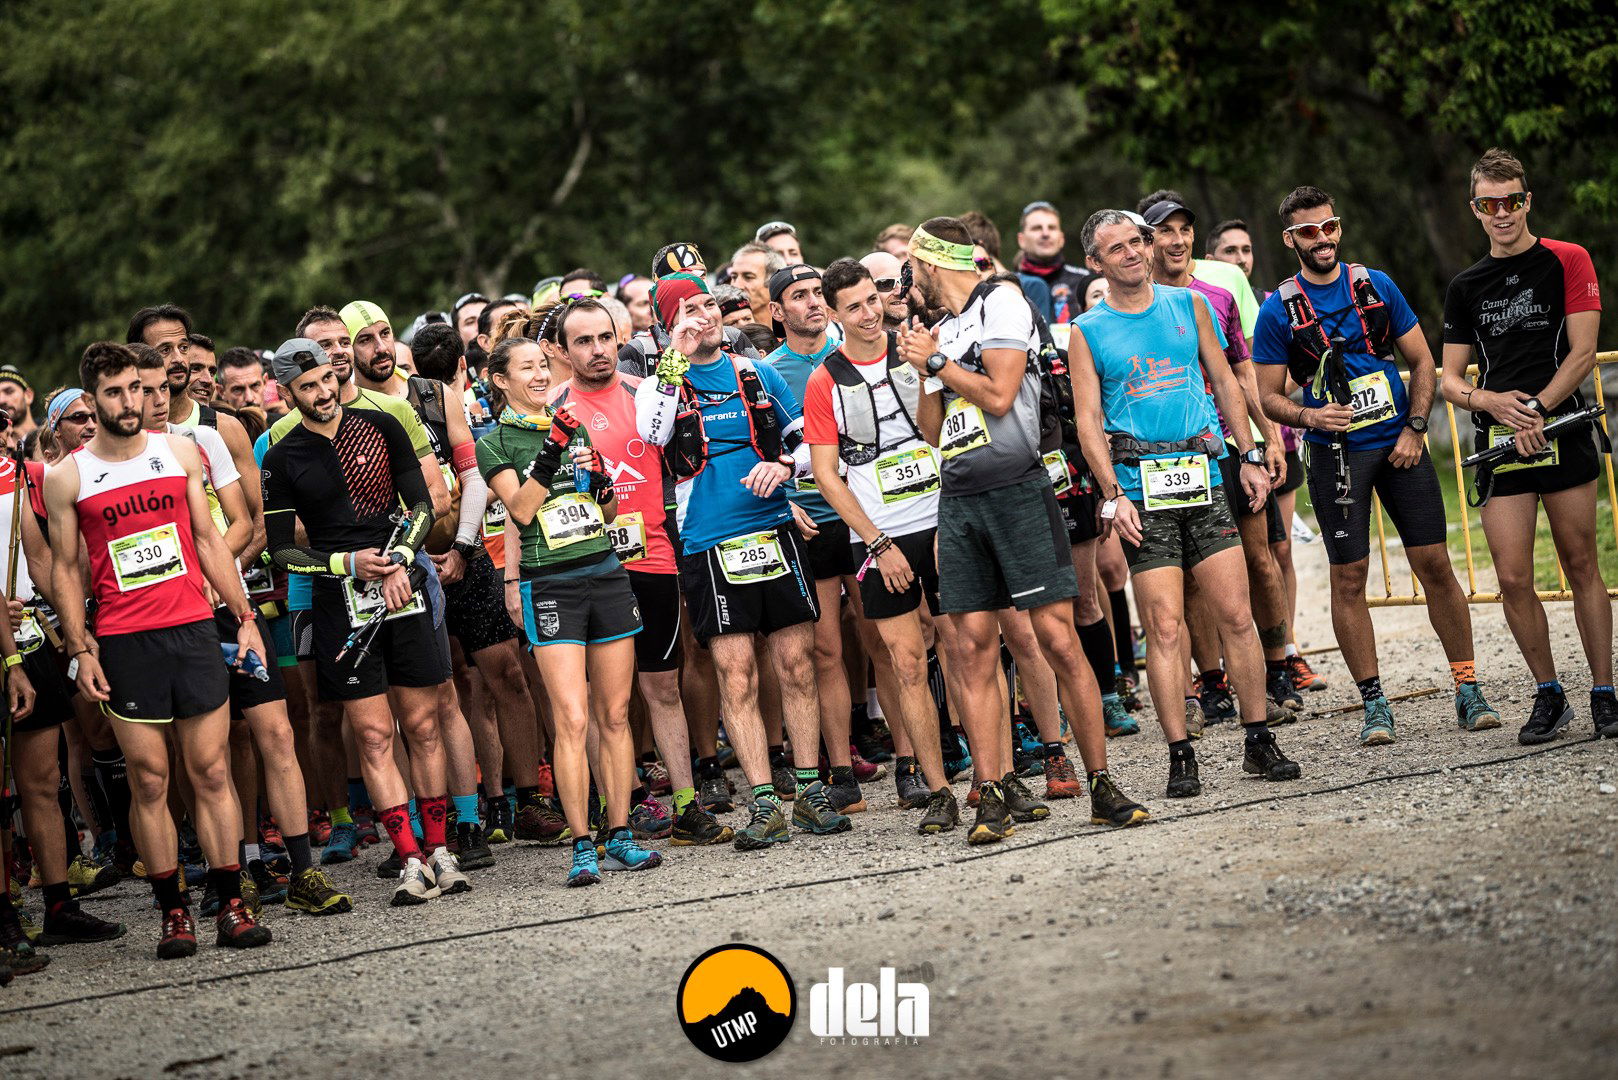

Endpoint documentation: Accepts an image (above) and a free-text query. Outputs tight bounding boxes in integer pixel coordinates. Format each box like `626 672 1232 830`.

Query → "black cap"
1142 201 1196 227
768 264 821 304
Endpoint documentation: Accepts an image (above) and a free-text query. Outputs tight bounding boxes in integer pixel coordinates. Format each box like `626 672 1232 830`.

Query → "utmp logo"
809 966 930 1046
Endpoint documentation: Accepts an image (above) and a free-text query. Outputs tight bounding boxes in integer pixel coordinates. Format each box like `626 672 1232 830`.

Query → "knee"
1494 559 1536 596
1271 539 1292 565
1035 625 1083 671
810 629 842 673
128 767 169 807
188 754 233 798
353 723 394 762
1561 544 1601 585
887 645 928 689
1331 562 1369 595
551 707 589 743
17 763 58 803
1142 609 1183 651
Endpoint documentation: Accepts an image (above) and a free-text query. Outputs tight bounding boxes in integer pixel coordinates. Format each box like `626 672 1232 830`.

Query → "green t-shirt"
266 386 433 458
475 422 612 575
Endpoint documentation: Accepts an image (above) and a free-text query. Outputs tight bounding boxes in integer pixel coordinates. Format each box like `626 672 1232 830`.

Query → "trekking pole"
1 450 24 896
333 514 410 664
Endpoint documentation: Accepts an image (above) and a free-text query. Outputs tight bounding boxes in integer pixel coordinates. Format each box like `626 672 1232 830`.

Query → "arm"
214 479 253 559
1231 360 1285 483
174 438 265 665
913 343 1028 418
1386 323 1436 468
1069 330 1141 545
19 501 56 612
44 458 107 698
1537 309 1600 411
422 454 451 520
216 413 266 567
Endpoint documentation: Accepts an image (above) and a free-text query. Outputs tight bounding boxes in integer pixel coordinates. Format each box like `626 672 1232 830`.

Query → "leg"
946 610 1012 781
871 612 948 791
998 608 1063 744
587 639 639 829
1328 560 1380 682
1189 547 1269 726
1543 482 1614 685
14 729 68 888
110 717 179 876
1479 495 1553 681
169 705 244 871
1130 567 1190 742
474 640 541 790
765 621 823 778
706 634 771 789
1026 599 1109 774
639 669 694 793
1406 542 1477 665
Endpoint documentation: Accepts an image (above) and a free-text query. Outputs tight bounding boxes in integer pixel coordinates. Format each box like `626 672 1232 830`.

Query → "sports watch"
1405 415 1429 434
1241 449 1265 467
925 352 949 375
1524 397 1548 418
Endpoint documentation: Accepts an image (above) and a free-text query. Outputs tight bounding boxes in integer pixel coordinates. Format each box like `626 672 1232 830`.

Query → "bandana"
498 404 552 432
339 300 389 341
650 272 710 331
47 388 85 429
908 226 977 272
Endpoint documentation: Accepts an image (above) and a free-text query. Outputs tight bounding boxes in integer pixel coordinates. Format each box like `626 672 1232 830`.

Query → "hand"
876 545 915 595
1309 403 1354 433
1110 496 1143 546
379 564 413 612
790 502 819 539
668 314 709 358
73 646 110 703
1514 422 1549 458
1240 461 1270 511
1264 440 1287 485
1481 389 1542 430
6 599 21 633
7 665 34 722
897 318 940 373
234 621 266 670
504 582 524 629
569 445 597 474
548 404 580 447
741 460 792 499
1388 427 1426 468
432 548 467 585
352 549 395 581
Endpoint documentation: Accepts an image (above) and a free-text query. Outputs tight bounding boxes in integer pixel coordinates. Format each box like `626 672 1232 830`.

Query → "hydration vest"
1275 264 1390 403
819 333 925 466
667 353 783 479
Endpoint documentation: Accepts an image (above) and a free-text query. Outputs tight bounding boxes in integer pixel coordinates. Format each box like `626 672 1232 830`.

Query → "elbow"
984 391 1019 418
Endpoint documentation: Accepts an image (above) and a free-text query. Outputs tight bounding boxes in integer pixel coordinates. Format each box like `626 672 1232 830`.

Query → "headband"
47 388 86 429
908 226 977 272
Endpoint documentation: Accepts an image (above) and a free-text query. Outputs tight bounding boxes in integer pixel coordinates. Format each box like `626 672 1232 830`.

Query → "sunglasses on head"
1283 216 1341 241
1470 192 1528 215
454 292 489 312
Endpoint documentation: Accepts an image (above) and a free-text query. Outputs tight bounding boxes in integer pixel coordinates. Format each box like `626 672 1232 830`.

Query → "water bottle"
571 430 591 495
221 642 271 682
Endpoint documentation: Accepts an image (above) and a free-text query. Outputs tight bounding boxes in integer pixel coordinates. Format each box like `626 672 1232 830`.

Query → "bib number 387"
108 523 187 592
1141 455 1211 511
940 398 991 460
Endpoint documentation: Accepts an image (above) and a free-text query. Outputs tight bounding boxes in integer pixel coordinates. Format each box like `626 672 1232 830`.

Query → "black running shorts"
1057 489 1102 545
853 527 941 621
212 606 286 715
443 549 520 655
99 618 230 723
310 578 451 702
1216 451 1285 544
626 570 683 672
1304 443 1448 565
13 645 74 734
679 523 819 647
1481 420 1603 500
520 566 643 649
290 607 316 663
805 516 858 580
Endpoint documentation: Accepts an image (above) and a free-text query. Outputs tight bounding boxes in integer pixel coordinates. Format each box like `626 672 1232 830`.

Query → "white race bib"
1043 449 1072 496
340 576 425 629
716 531 789 585
482 500 507 543
538 492 604 550
607 511 648 563
874 447 940 504
1489 425 1560 472
940 398 991 459
108 523 187 592
1141 454 1211 511
1346 371 1397 431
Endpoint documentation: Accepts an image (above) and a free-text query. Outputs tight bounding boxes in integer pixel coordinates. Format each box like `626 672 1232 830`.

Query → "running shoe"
536 763 556 799
670 804 733 846
1116 673 1144 713
216 898 272 949
698 771 735 814
715 736 737 770
854 729 893 765
376 849 404 879
1454 682 1502 732
240 871 263 917
566 841 601 887
1518 686 1573 745
850 746 886 782
321 822 360 864
1196 670 1237 725
1358 697 1396 746
285 868 352 916
1089 772 1150 827
644 759 673 796
0 906 49 974
826 772 867 814
967 782 1013 845
1243 731 1303 781
1001 773 1050 821
248 859 288 905
1267 666 1304 714
1104 697 1139 737
733 797 791 851
66 853 122 897
602 830 664 872
629 796 675 840
1594 691 1618 739
308 810 332 847
1012 721 1043 776
199 878 222 918
1167 750 1201 798
1042 751 1084 800
792 782 853 835
354 808 381 848
1286 653 1328 691
1184 697 1206 740
156 908 198 959
1266 700 1298 726
770 757 795 800
37 905 127 946
457 822 495 869
485 795 513 844
429 849 471 896
391 857 440 906
918 788 960 835
259 816 285 852
0 940 49 976
514 801 571 845
942 730 972 781
893 757 930 810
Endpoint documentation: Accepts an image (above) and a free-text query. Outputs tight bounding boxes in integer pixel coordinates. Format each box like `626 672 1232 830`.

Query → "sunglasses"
1283 216 1341 241
59 411 93 426
454 292 489 312
873 276 899 293
1470 192 1528 215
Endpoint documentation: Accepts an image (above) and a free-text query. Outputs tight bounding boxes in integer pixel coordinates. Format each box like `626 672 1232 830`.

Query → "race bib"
242 557 276 599
606 511 648 563
874 447 940 504
1141 454 1211 511
538 492 604 550
940 398 991 459
15 608 43 655
1042 449 1073 497
794 474 820 494
716 531 788 585
1489 425 1560 472
340 576 425 629
1346 371 1397 431
108 523 187 592
482 500 507 543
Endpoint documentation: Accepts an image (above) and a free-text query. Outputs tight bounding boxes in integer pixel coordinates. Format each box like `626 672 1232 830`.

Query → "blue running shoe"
566 840 601 887
1454 683 1501 731
321 822 359 865
1359 697 1395 746
1014 721 1041 758
601 829 664 872
1103 696 1139 737
943 731 973 781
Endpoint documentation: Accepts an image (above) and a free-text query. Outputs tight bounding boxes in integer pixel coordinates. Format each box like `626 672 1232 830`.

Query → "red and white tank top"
74 432 212 635
0 456 37 604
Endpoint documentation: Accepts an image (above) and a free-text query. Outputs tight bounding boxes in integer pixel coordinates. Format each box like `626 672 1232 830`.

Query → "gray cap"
271 337 329 388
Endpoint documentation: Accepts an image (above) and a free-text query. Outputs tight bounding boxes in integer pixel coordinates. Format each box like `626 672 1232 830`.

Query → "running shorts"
13 645 74 734
310 578 451 702
1482 420 1603 500
213 606 286 714
679 522 819 647
625 570 683 672
805 516 858 580
99 618 230 723
852 527 941 621
290 607 316 663
1305 444 1447 565
937 475 1079 614
1216 451 1285 544
1057 489 1102 545
1281 449 1305 495
1121 495 1243 574
443 549 520 655
520 566 643 649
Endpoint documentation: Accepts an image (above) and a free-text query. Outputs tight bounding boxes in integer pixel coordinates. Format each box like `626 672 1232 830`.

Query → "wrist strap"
328 552 349 576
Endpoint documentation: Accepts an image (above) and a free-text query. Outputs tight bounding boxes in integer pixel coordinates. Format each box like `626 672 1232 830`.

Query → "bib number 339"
1141 455 1211 511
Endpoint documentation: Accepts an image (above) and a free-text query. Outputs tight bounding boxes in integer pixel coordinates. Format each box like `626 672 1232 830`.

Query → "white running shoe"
390 856 440 906
429 847 471 895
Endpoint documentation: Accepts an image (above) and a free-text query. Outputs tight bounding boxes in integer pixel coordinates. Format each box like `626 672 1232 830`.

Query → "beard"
355 354 393 383
296 394 339 423
96 404 141 438
1299 242 1338 275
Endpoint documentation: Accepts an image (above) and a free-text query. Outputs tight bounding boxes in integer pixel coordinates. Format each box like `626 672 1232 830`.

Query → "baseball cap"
755 220 796 243
1141 201 1196 227
270 338 330 388
768 264 821 304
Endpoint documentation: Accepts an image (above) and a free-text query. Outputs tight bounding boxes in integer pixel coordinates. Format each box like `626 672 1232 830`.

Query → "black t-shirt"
1442 237 1602 430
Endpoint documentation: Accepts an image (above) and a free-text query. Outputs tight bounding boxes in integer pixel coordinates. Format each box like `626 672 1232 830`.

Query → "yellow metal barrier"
1363 350 1618 606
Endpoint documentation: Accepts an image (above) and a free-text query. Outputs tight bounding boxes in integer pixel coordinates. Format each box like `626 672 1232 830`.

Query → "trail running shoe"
918 788 960 834
893 757 930 809
644 759 673 796
855 730 893 765
285 868 352 916
239 871 263 917
37 905 127 946
1104 697 1139 737
769 756 795 800
1116 673 1144 713
1454 683 1502 732
1013 722 1042 772
943 731 973 782
1267 666 1304 714
260 816 285 851
216 898 272 950
715 736 737 770
457 822 495 869
826 772 867 813
376 849 405 879
792 782 853 835
733 797 790 851
602 830 663 872
308 810 333 847
850 746 886 782
1518 687 1573 745
1266 700 1298 727
1359 697 1396 746
1042 751 1084 800
1167 750 1201 798
354 809 381 848
429 849 471 895
1243 731 1303 781
967 782 1013 845
536 762 557 799
566 841 601 887
66 853 122 897
391 857 440 906
514 801 571 845
1197 670 1237 725
0 940 49 976
1594 691 1618 739
321 822 360 864
157 908 198 960
1001 773 1050 822
1089 772 1150 827
248 860 287 905
670 804 733 846
199 878 222 918
485 796 513 844
629 796 675 840
1184 697 1206 740
698 771 735 814
1287 653 1328 691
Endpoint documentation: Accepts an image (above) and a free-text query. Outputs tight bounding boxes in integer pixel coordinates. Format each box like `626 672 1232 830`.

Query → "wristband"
328 552 350 576
452 540 476 558
235 609 257 625
3 653 20 669
71 647 92 659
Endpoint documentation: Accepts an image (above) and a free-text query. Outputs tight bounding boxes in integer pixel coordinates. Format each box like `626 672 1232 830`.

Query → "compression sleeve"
636 372 680 447
455 461 487 546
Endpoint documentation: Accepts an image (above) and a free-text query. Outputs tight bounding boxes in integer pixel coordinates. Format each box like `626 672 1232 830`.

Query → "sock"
1245 724 1273 743
1450 660 1477 690
795 767 819 795
673 786 696 815
453 793 481 830
1284 642 1299 658
1042 741 1064 760
1109 589 1136 676
926 648 950 723
1076 617 1118 692
629 784 648 806
515 785 540 811
420 794 449 852
850 700 872 739
209 864 243 905
503 780 518 802
1102 689 1122 705
90 748 133 851
378 803 421 860
150 868 187 912
346 778 369 811
284 832 313 875
42 880 73 917
408 798 422 841
752 783 777 804
242 842 261 865
1594 685 1616 697
80 763 112 843
331 806 354 827
1168 739 1193 760
1265 658 1288 674
697 755 720 779
1537 679 1564 695
1357 676 1384 703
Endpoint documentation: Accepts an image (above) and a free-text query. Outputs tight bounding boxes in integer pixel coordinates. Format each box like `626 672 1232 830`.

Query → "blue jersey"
674 355 802 555
254 429 311 612
1252 266 1419 451
765 338 841 524
1074 285 1226 501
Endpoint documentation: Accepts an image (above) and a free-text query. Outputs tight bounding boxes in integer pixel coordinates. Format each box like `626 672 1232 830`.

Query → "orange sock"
1450 660 1476 690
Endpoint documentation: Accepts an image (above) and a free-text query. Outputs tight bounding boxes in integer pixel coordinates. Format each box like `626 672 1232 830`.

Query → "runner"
1070 210 1303 796
183 334 218 405
729 242 786 327
261 337 469 906
1014 201 1094 324
45 341 273 957
478 331 664 884
615 276 655 334
857 251 913 331
218 347 268 411
1253 185 1501 744
756 221 804 265
635 273 853 848
452 292 489 348
619 244 762 379
1440 147 1614 742
897 216 1148 839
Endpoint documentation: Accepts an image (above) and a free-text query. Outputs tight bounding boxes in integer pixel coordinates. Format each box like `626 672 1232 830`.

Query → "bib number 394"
538 492 605 550
108 523 187 592
1141 455 1211 511
940 398 991 459
716 532 788 585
